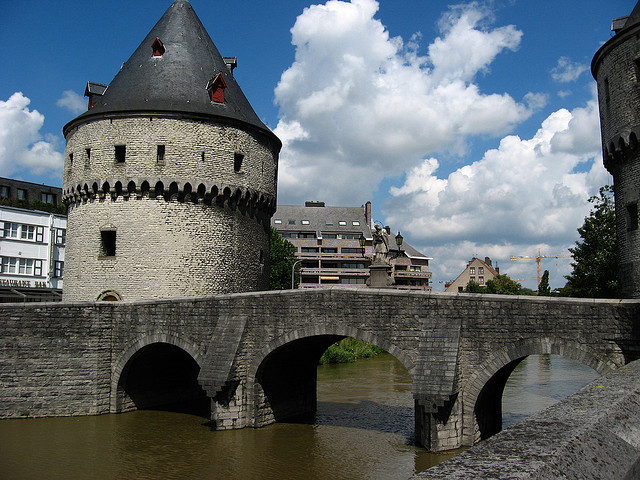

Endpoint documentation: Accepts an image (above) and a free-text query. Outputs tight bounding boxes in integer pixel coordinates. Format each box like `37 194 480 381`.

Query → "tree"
485 274 522 295
563 186 618 298
463 279 484 293
269 227 299 290
538 270 551 296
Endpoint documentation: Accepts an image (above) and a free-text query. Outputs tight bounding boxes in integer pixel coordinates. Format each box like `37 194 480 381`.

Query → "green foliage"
485 274 522 295
269 227 298 290
319 338 385 365
538 270 551 296
563 186 618 298
464 274 531 295
0 197 66 215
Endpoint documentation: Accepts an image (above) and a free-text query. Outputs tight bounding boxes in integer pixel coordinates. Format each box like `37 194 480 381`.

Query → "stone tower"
592 2 640 298
62 0 280 301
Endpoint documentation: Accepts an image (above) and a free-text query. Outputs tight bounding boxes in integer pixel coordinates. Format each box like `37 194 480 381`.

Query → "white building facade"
0 206 66 301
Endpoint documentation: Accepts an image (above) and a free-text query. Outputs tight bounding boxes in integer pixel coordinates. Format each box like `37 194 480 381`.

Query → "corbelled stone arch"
110 331 205 414
461 336 622 446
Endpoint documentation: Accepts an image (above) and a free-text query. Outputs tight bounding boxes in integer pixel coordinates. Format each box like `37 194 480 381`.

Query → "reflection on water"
502 354 599 428
0 353 598 480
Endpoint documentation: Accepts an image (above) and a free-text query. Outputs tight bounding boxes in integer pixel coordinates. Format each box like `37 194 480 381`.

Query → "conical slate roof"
624 1 640 29
65 0 277 143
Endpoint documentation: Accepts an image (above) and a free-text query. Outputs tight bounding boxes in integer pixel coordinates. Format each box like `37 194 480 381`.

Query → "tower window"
234 153 244 173
206 72 228 103
628 203 638 231
69 153 73 165
85 148 91 168
604 77 610 106
151 37 165 57
115 145 126 163
157 145 165 164
100 230 117 257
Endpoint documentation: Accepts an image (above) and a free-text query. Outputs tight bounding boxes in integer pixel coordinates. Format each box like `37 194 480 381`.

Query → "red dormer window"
206 72 227 103
84 81 107 110
152 37 165 57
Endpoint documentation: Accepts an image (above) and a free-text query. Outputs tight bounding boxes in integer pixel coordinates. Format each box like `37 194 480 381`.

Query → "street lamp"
291 259 303 289
389 231 404 259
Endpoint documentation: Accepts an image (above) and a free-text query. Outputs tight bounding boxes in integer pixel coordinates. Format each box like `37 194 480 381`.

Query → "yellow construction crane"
510 248 571 289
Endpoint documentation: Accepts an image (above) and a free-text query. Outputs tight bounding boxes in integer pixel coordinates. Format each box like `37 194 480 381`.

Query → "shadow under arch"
462 337 622 444
111 332 208 416
246 325 415 427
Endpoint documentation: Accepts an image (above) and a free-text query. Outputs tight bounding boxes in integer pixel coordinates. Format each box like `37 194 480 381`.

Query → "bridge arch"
110 332 206 414
461 337 622 445
246 325 415 427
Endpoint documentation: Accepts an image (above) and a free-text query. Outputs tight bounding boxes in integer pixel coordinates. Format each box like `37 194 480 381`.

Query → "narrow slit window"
85 148 91 168
69 153 73 166
234 153 244 173
100 230 117 257
115 145 126 163
628 203 638 231
157 145 165 164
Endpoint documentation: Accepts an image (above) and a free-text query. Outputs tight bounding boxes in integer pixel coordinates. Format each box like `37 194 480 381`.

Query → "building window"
469 267 475 274
18 258 34 275
115 145 126 163
288 219 295 225
0 186 8 199
20 225 35 240
85 148 91 168
2 222 18 238
234 153 244 173
41 192 56 204
323 234 338 239
478 267 484 274
325 220 333 225
207 72 227 103
100 230 117 257
322 248 338 253
301 220 310 225
69 153 73 166
352 221 360 226
1 257 17 273
157 145 165 164
470 276 475 282
338 221 347 226
410 265 421 272
54 261 64 278
152 37 165 57
301 247 319 253
34 260 42 276
274 219 282 224
56 228 66 245
342 248 361 254
35 226 44 243
17 189 27 201
478 276 484 285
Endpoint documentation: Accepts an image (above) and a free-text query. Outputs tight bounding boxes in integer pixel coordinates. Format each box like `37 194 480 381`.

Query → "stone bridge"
1 287 639 451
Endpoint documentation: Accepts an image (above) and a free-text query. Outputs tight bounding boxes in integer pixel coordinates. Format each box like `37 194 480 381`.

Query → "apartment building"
0 179 65 302
272 201 432 290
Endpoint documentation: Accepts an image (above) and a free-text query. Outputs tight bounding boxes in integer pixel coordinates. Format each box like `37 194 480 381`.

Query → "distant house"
445 257 499 293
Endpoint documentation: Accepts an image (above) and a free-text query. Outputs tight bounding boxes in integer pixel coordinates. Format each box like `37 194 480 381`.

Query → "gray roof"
273 204 371 237
64 0 278 146
626 2 640 28
272 203 431 260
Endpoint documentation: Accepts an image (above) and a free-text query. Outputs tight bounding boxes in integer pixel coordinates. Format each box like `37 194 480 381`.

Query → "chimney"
223 56 237 74
365 201 372 228
304 201 325 207
485 257 492 266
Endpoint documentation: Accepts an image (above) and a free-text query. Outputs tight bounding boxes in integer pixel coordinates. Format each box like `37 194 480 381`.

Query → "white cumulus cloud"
0 92 64 178
384 93 611 289
56 90 86 114
274 0 533 205
551 56 589 83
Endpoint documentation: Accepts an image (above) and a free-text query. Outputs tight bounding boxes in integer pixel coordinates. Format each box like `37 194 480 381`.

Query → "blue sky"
0 0 635 290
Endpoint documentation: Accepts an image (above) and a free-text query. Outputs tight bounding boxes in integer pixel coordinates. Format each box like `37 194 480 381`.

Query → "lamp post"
291 259 303 289
389 231 404 259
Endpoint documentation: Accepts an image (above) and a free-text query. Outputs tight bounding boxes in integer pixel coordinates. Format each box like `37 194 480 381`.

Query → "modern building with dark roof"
62 0 280 301
444 257 499 293
272 201 432 290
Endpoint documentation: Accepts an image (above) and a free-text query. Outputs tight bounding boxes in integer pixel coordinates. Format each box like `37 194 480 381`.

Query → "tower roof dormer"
64 0 277 145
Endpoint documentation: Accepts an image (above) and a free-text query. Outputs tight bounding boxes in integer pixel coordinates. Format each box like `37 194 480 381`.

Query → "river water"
0 353 598 480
